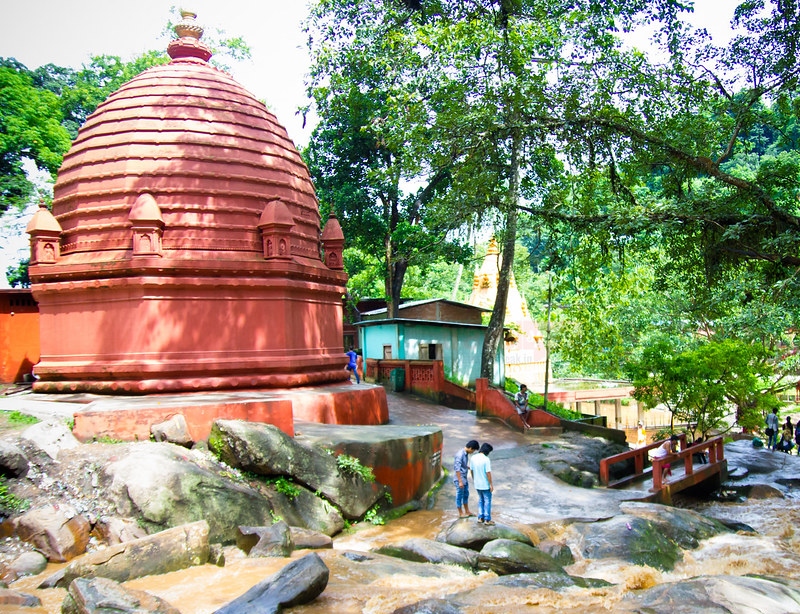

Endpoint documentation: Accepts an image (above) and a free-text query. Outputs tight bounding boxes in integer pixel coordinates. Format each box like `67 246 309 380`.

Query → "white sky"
0 1 314 145
0 0 741 287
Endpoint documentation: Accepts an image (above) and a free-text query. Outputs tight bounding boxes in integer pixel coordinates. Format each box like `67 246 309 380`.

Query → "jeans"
455 482 469 509
768 430 778 449
477 489 492 522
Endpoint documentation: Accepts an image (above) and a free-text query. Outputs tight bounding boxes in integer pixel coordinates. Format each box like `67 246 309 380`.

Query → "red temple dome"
29 13 348 394
52 14 321 269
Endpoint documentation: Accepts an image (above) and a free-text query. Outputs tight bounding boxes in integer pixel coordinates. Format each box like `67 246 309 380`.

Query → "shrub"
336 454 376 483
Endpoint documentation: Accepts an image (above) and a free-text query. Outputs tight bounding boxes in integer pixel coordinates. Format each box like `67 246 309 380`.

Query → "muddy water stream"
5 395 800 613
5 491 800 614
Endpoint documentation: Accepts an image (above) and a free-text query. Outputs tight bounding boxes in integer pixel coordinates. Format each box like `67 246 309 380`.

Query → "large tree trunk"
385 256 408 320
480 208 517 379
480 129 521 380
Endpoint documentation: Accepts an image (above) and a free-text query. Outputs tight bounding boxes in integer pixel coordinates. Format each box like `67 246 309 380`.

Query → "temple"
27 12 350 394
467 238 548 388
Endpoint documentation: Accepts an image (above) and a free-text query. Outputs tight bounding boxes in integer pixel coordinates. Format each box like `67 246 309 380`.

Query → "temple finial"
168 10 212 62
174 10 203 40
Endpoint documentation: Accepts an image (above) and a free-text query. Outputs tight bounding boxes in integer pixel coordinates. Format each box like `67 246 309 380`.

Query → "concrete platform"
3 383 389 442
296 422 443 506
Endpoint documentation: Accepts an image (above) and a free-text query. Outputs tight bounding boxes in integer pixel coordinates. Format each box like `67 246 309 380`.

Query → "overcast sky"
0 1 741 288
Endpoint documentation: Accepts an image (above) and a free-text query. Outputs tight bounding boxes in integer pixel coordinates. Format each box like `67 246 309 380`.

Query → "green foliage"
269 477 301 500
0 61 72 214
627 338 778 437
336 454 376 483
5 411 39 426
5 258 29 288
363 504 386 525
0 476 28 514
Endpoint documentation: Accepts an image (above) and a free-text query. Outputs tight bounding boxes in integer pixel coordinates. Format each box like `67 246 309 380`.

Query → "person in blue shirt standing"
454 440 479 518
766 408 779 451
345 347 360 384
470 442 494 525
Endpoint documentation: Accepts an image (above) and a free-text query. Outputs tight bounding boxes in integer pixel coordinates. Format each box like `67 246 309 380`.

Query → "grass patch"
4 411 39 426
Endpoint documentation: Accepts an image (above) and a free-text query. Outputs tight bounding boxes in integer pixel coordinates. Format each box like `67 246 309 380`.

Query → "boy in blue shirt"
345 347 360 383
470 442 494 525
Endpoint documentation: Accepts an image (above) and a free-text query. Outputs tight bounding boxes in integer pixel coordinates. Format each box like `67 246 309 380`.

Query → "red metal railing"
599 433 688 486
650 436 725 491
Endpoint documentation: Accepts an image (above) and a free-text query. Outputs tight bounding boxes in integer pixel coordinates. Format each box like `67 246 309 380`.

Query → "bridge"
599 434 728 504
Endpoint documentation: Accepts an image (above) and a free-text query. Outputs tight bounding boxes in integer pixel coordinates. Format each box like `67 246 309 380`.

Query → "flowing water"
4 393 800 613
5 493 799 614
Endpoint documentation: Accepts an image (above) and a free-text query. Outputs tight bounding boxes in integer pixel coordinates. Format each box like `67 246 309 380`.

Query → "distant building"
467 238 548 389
356 298 504 387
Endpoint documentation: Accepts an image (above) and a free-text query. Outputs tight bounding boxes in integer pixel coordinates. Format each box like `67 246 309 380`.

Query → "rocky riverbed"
0 389 798 613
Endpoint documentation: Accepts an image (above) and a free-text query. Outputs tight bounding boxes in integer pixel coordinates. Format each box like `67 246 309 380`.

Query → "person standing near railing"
652 435 679 482
766 408 780 451
636 421 647 448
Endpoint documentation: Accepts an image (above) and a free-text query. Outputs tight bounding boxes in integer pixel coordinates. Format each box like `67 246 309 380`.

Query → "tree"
304 2 472 319
627 337 780 437
0 61 71 215
6 258 29 288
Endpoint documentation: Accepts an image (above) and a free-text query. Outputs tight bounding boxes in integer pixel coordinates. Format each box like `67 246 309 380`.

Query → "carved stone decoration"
129 193 164 257
258 200 294 259
320 212 345 270
26 201 62 265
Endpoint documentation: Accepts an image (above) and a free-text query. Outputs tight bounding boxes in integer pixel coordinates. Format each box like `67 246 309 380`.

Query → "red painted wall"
0 290 39 383
475 378 561 430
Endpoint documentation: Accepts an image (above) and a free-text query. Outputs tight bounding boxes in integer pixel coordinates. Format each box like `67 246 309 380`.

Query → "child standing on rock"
454 440 479 518
470 442 494 525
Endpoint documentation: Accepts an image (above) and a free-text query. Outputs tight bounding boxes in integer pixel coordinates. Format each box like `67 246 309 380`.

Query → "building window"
383 345 393 359
420 343 442 360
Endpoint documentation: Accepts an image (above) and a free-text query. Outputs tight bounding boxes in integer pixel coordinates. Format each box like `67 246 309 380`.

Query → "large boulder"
0 587 40 608
236 521 293 558
21 421 79 459
436 519 532 551
571 515 682 571
39 520 210 589
13 504 91 562
209 420 384 519
62 576 180 614
100 442 274 543
619 574 800 613
476 539 563 575
376 537 479 569
488 572 612 590
214 552 329 614
268 484 345 537
618 502 729 549
0 550 47 583
289 527 333 550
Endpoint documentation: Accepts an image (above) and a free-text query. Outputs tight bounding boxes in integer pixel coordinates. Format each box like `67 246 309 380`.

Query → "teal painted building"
356 299 504 387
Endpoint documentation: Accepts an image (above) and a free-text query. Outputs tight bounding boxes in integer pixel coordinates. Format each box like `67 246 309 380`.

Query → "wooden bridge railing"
650 436 725 491
599 433 688 486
